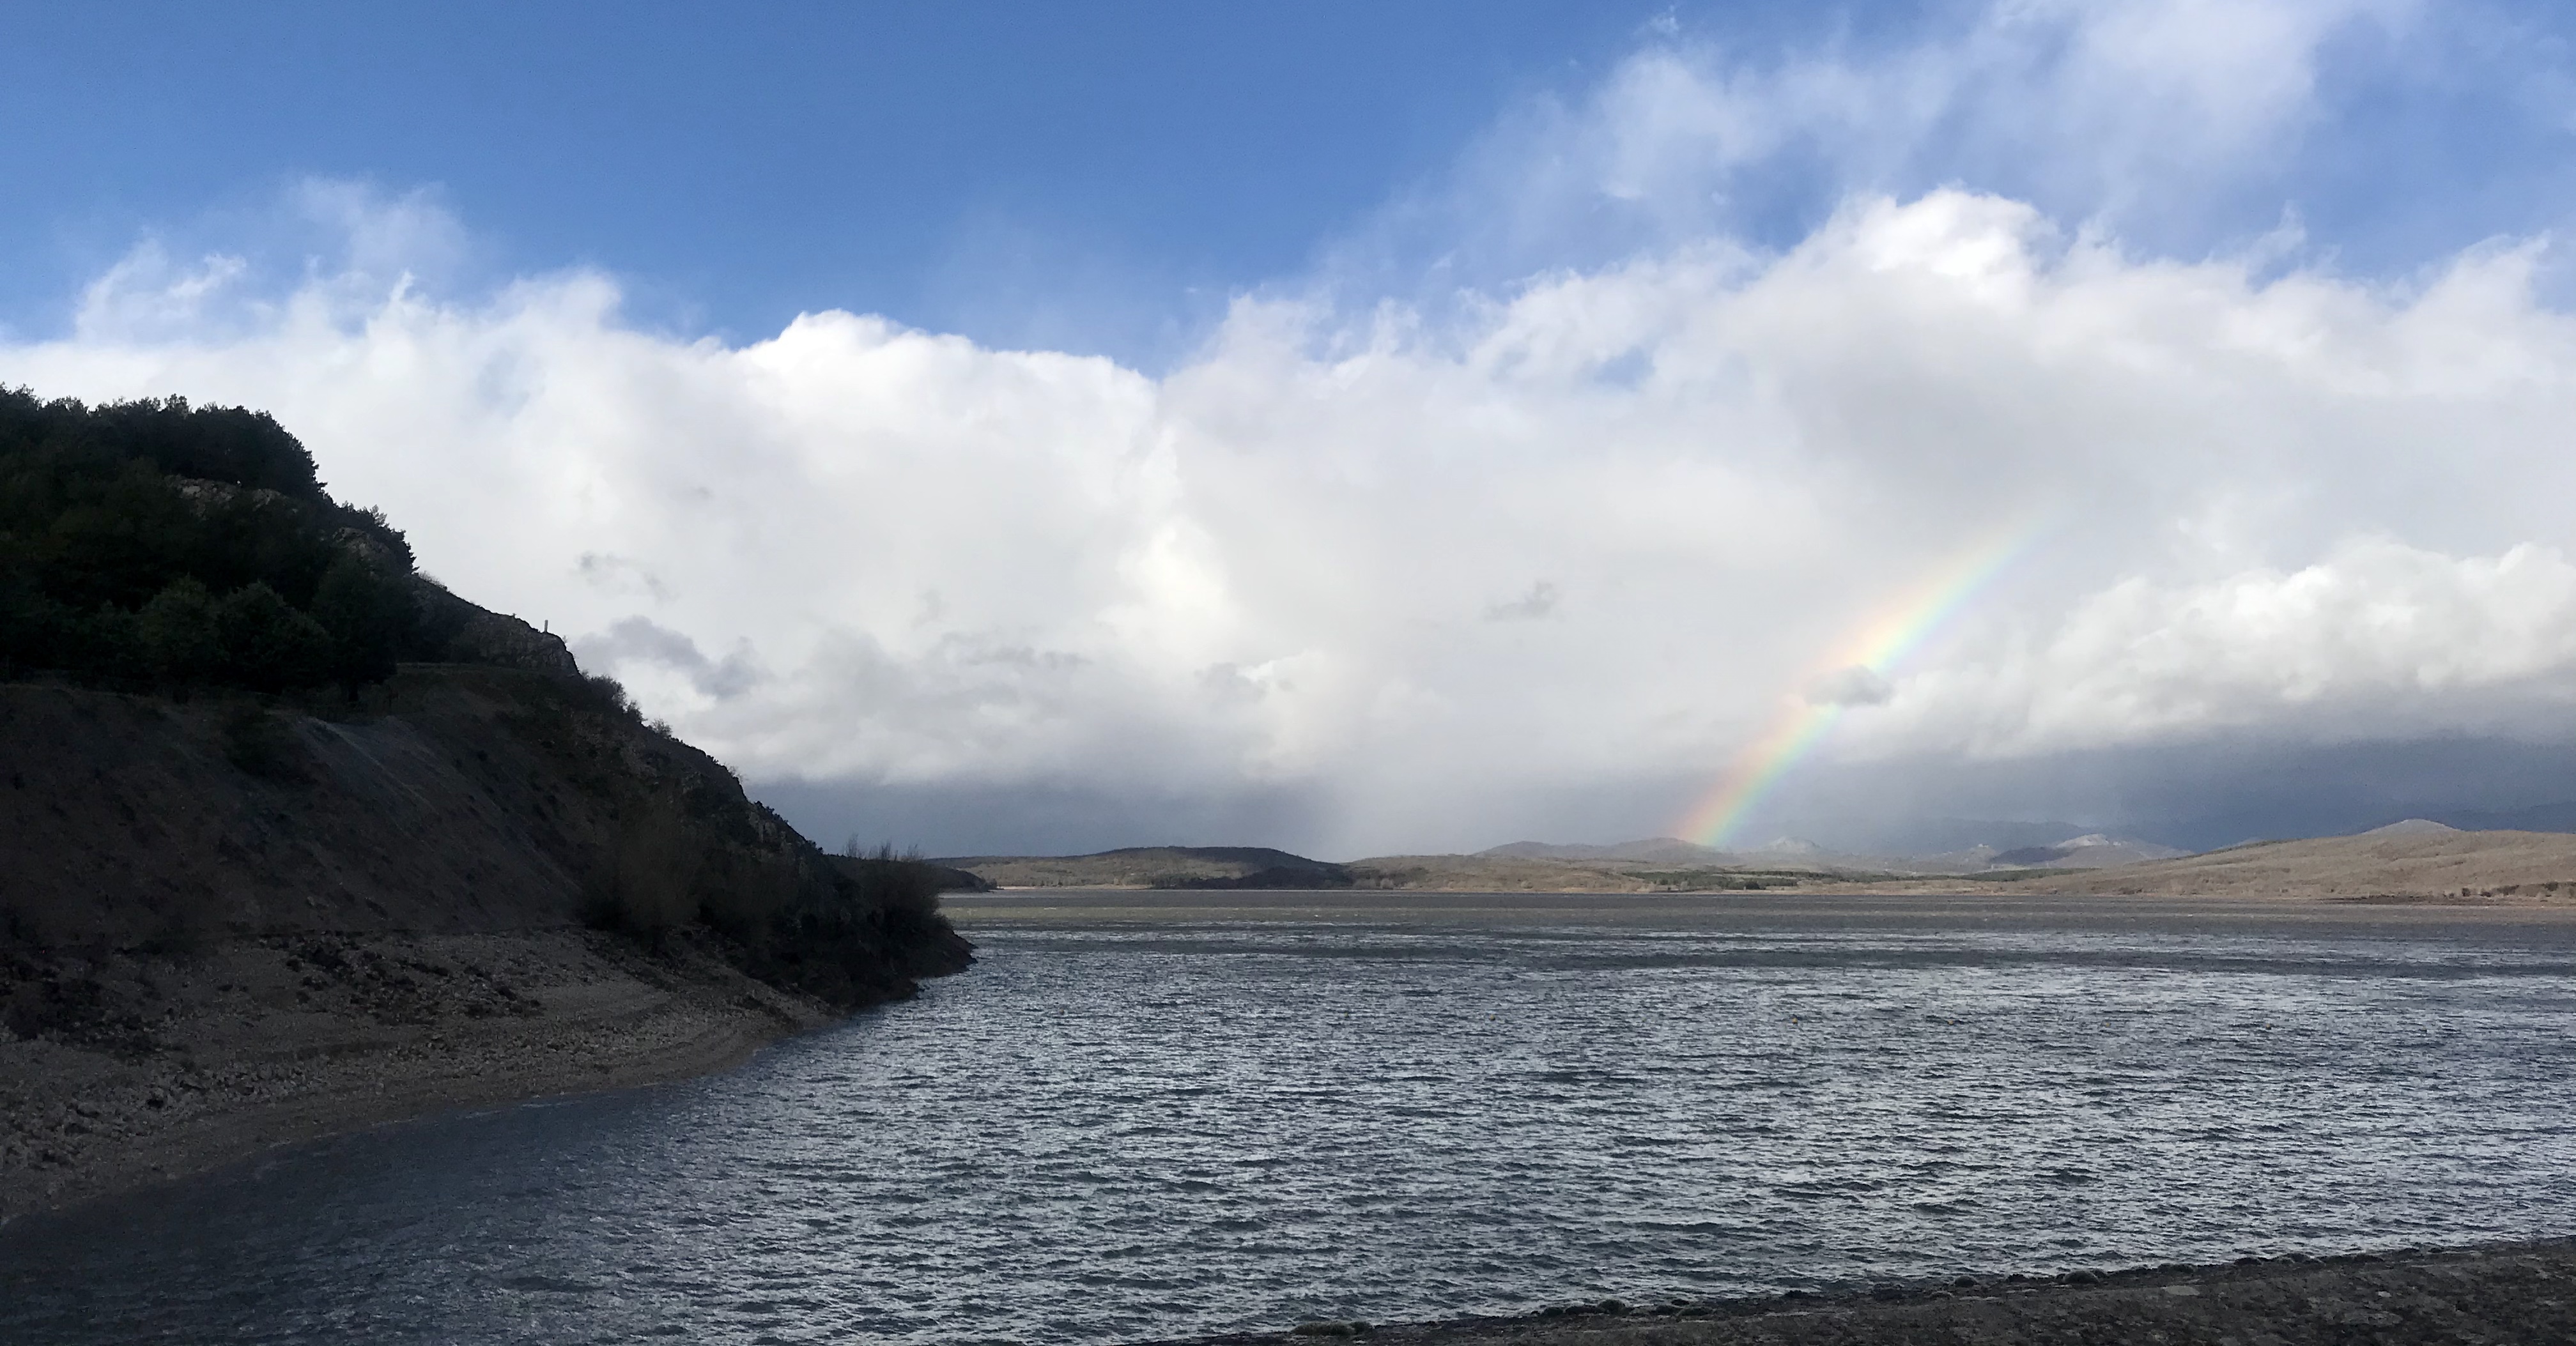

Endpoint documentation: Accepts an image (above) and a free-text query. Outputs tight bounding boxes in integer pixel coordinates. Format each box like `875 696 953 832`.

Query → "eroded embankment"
1169 1241 2576 1345
0 928 846 1221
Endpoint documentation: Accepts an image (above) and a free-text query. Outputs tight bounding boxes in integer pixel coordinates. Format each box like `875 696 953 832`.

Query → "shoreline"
944 885 2576 929
1155 1238 2576 1343
938 829 2576 903
0 927 847 1223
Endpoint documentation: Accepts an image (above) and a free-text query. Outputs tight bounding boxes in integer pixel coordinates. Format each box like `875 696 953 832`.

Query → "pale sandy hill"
1987 833 2187 869
2038 828 2576 900
1476 837 1732 864
1352 855 1673 892
2363 817 2459 836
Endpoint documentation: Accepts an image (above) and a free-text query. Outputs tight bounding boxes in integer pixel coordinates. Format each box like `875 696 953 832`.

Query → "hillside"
2032 827 2576 900
1349 854 1831 892
1986 833 2189 869
936 846 1354 889
940 846 1846 893
0 392 972 1216
1479 837 1736 864
1 668 970 995
939 825 2576 903
1475 832 2190 876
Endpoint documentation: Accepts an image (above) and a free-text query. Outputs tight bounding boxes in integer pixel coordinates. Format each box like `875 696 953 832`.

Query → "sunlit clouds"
10 0 2576 853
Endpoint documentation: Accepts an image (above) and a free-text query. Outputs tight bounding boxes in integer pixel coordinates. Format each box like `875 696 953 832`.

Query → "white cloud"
17 180 2576 853
75 245 251 343
70 181 470 346
1859 540 2576 758
10 1 2576 852
1322 0 2415 298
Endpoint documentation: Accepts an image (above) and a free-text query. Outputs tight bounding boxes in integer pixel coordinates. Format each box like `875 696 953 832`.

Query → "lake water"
5 892 2575 1344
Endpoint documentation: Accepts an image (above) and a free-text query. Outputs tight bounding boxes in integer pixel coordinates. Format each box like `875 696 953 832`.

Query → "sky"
10 0 2576 857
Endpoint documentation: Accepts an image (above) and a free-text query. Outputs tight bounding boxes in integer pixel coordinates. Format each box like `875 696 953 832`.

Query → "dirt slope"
1 667 970 988
4 673 593 945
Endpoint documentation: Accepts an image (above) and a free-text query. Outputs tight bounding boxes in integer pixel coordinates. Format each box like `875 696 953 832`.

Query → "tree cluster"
0 390 425 692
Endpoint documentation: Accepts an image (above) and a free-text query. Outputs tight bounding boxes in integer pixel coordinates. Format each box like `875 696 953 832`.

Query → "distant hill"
2039 827 2576 899
2362 818 2459 837
942 829 2186 894
1481 829 2203 874
945 841 1913 894
2426 803 2576 834
937 846 1352 890
1987 834 2189 869
941 825 2576 901
1472 830 2176 876
1478 837 1730 864
1823 818 2148 857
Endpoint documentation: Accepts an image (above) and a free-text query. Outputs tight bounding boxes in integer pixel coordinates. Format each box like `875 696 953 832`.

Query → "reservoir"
4 892 2573 1343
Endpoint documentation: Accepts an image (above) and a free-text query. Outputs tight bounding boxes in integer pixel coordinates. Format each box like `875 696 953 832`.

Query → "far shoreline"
945 886 2576 929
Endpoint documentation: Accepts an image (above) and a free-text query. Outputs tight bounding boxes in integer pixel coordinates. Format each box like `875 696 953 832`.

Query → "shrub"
838 839 946 919
138 578 222 682
308 552 412 686
59 603 145 680
580 672 638 721
214 583 331 692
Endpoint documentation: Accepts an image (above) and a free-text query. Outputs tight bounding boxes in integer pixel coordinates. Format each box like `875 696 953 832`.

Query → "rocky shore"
1169 1241 2576 1345
0 927 847 1222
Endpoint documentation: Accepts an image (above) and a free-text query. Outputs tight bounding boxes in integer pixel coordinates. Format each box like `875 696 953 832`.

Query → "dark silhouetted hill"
0 391 969 1007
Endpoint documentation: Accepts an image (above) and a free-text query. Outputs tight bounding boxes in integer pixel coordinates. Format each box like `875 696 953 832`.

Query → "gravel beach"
0 928 838 1222
1168 1241 2576 1345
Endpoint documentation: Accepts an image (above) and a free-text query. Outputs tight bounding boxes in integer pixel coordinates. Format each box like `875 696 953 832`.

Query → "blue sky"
1 2 1682 358
15 1 2576 855
11 2 2576 360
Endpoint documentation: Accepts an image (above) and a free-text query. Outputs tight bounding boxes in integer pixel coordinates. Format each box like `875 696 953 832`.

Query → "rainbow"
1674 522 2048 848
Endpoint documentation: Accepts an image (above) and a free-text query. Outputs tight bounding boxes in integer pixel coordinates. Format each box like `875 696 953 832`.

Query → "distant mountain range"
1479 830 2187 874
933 846 1354 890
935 815 2576 895
1817 817 2159 856
1984 833 2189 869
1479 837 1732 864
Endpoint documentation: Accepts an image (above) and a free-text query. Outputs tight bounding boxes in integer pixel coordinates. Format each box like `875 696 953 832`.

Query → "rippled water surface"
6 894 2576 1343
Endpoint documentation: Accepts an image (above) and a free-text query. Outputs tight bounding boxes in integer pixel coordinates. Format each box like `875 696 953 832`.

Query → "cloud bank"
10 0 2576 854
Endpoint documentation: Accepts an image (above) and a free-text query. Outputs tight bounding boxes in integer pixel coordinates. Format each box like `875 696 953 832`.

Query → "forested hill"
0 390 969 1009
0 389 520 692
